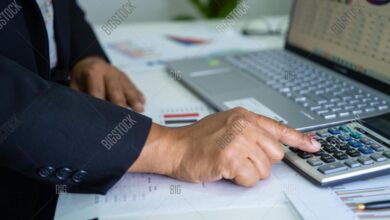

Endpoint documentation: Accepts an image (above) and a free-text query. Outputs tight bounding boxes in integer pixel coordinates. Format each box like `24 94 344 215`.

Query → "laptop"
166 0 390 131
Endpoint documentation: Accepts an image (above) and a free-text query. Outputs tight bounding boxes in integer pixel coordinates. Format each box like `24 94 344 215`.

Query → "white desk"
56 17 303 220
94 17 288 117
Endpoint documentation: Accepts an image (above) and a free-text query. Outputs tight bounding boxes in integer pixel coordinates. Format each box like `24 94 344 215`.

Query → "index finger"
255 115 321 152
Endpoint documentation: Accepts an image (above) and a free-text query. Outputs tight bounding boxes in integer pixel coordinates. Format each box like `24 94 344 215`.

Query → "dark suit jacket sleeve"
0 56 152 195
68 0 109 65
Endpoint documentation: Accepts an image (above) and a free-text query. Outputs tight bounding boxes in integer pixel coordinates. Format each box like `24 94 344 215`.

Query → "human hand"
129 107 320 187
70 56 145 112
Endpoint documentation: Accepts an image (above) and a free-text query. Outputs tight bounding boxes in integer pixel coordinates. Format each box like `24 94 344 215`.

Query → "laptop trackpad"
190 69 258 94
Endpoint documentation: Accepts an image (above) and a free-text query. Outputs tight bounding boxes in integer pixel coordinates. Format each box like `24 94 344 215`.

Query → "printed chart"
103 27 264 72
155 105 214 127
332 176 390 219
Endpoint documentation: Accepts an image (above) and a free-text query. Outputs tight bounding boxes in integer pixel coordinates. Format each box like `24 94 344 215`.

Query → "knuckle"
229 159 241 172
228 114 248 128
234 134 246 144
89 63 102 74
256 114 265 121
111 93 125 102
125 90 138 98
269 145 285 161
221 147 236 161
273 150 285 161
84 69 95 78
277 123 290 137
232 107 249 115
91 87 103 95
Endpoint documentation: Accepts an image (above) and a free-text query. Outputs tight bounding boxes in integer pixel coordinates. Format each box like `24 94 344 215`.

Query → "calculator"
284 113 390 186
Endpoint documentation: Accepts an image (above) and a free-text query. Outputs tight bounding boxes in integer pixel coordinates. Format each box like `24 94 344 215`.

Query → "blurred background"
77 0 293 24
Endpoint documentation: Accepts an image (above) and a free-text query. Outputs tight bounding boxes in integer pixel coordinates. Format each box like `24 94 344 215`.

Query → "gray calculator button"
344 159 361 168
310 105 322 111
332 107 343 112
318 162 348 174
324 114 337 120
344 106 354 110
370 144 384 152
307 158 323 166
316 109 329 115
378 105 388 110
357 156 374 165
339 112 350 117
360 137 372 144
316 130 330 137
365 107 375 113
383 151 390 159
370 153 387 162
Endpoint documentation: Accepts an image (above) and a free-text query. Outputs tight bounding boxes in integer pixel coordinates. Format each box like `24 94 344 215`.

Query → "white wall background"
77 0 293 24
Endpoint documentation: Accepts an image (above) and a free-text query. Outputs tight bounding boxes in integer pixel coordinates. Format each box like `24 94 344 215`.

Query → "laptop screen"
287 0 390 86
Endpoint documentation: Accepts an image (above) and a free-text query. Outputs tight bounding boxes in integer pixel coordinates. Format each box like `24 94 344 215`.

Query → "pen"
356 200 390 210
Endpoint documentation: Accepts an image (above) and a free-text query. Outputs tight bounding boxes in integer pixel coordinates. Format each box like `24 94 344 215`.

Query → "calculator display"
362 113 390 138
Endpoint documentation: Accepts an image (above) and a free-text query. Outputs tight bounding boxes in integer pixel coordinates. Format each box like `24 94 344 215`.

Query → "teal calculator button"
350 132 362 139
339 126 352 132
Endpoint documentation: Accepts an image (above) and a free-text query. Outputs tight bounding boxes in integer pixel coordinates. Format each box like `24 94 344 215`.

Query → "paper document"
285 174 390 220
144 104 215 127
330 176 390 219
55 163 316 219
100 27 264 72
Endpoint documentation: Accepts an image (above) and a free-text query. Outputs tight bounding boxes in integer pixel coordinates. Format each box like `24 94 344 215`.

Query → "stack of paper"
99 26 265 72
286 174 390 220
55 160 360 219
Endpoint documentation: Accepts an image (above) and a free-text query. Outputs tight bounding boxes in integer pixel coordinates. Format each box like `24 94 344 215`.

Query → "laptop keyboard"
225 50 389 120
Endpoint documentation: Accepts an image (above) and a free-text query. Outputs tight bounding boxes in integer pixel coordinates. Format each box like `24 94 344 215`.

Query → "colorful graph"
109 42 157 59
163 112 199 125
166 35 211 46
154 105 214 127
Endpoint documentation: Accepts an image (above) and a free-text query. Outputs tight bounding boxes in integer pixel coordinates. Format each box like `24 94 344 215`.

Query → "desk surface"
56 17 303 220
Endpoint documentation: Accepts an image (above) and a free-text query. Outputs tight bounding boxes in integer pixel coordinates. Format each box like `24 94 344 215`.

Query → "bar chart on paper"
146 104 215 127
332 175 390 220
